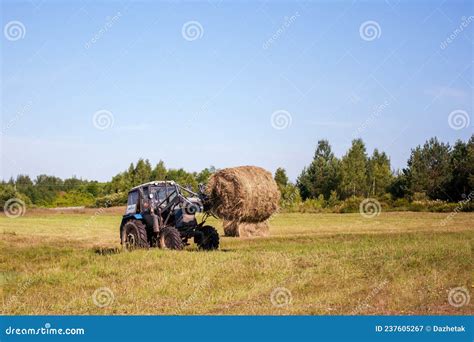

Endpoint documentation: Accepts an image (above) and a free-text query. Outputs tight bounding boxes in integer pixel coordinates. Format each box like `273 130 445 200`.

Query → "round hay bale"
223 220 269 237
206 166 280 223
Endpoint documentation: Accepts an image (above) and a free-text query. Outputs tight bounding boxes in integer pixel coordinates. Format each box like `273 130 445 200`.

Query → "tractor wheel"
122 220 149 250
195 225 219 250
159 226 183 250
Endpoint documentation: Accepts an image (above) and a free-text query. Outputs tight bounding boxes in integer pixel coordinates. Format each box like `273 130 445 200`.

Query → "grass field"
0 209 472 315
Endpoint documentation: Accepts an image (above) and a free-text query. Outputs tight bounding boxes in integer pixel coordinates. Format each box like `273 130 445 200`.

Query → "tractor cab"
119 181 218 251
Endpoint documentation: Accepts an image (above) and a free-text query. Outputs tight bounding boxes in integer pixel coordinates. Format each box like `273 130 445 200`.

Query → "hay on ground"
206 166 280 223
223 220 270 237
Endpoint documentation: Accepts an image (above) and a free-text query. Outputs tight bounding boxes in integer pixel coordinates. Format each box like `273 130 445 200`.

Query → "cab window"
152 186 177 205
127 191 139 205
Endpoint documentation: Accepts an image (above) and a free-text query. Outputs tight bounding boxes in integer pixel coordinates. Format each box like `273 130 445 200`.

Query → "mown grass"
0 210 472 315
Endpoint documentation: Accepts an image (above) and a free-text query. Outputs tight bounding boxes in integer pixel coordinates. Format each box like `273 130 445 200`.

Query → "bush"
392 198 410 211
337 196 365 213
412 192 428 201
279 184 302 210
298 197 326 213
408 200 463 213
0 185 32 209
95 192 127 207
52 191 95 208
327 190 340 207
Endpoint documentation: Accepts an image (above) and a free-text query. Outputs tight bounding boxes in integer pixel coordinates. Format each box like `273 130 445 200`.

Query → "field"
0 209 472 315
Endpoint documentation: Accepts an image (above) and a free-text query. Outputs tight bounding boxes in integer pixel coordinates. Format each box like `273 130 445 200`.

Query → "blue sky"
1 0 473 181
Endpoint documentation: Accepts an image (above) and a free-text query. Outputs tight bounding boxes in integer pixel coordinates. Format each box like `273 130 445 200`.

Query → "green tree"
339 139 368 198
85 181 100 197
151 160 167 180
296 166 312 200
33 175 63 206
406 137 452 200
274 167 289 191
196 166 215 184
389 170 409 199
166 168 198 190
367 149 393 196
133 159 152 185
297 140 341 200
274 167 301 208
447 135 474 200
63 177 83 191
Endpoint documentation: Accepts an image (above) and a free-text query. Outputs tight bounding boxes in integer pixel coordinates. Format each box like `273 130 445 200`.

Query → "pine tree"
151 160 167 180
339 139 368 198
406 137 452 200
297 140 340 200
447 135 474 200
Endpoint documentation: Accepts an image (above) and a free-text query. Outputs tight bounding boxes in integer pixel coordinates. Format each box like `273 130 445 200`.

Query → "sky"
1 0 473 182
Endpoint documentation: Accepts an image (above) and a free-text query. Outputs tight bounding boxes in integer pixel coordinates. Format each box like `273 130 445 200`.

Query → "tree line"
0 161 215 208
272 135 473 212
1 135 473 211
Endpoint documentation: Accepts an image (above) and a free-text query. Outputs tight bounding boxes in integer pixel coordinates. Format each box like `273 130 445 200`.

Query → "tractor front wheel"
195 225 219 250
159 226 183 250
122 220 149 250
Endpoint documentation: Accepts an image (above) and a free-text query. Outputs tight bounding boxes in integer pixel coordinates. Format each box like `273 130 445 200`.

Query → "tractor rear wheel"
159 226 183 250
195 225 219 250
122 220 149 250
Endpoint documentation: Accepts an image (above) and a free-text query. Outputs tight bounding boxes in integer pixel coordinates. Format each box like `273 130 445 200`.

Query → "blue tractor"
120 181 219 250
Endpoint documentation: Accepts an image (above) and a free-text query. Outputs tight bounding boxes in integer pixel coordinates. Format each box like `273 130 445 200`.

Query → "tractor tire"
159 226 183 250
195 225 219 250
122 220 149 250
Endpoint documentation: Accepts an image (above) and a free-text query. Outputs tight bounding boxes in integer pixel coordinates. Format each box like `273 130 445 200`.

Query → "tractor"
120 181 219 250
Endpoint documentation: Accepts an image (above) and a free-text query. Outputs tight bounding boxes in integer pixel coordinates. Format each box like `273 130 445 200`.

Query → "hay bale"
223 220 269 237
206 166 280 223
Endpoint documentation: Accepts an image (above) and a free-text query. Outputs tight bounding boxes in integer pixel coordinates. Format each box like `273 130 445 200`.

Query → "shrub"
95 192 127 207
52 191 95 207
337 196 365 213
298 197 326 213
412 192 428 201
